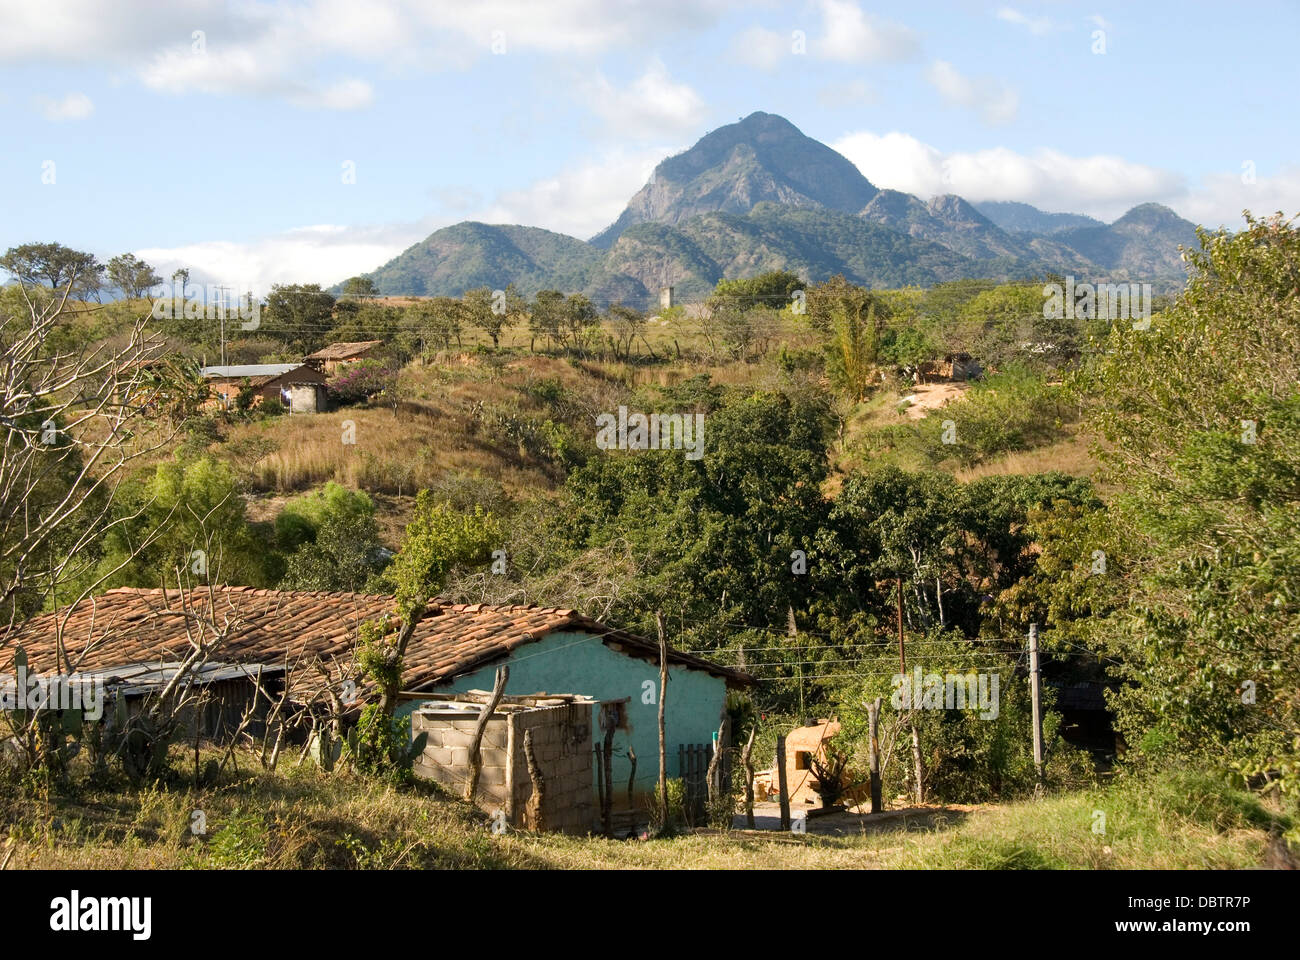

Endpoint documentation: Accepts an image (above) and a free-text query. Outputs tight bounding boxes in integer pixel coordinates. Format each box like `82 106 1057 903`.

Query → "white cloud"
136 223 423 297
585 60 706 139
1179 166 1300 231
925 60 1019 125
135 145 672 293
831 129 1185 221
995 7 1068 35
36 92 94 120
473 146 671 239
815 0 920 62
729 26 791 71
817 79 878 108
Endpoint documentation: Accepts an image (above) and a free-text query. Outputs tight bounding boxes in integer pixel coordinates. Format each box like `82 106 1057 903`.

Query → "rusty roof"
305 341 383 361
1 587 751 703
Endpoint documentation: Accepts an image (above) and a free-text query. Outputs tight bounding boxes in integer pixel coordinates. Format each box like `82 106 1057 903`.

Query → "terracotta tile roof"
1 587 751 703
305 341 383 361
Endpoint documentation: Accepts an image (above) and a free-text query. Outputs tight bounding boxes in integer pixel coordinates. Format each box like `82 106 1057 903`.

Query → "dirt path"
899 381 968 420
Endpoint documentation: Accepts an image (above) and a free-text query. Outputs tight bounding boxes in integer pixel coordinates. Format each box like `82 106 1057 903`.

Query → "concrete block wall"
411 702 595 836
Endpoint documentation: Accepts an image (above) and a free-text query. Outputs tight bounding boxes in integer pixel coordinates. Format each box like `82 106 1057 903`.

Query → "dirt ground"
899 380 968 420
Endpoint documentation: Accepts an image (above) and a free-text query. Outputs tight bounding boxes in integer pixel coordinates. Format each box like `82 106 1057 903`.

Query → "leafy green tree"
382 494 502 613
710 270 804 312
366 493 502 717
106 253 162 301
529 289 566 350
279 511 389 593
341 276 379 298
561 293 598 355
275 482 376 549
0 242 103 297
410 297 463 352
962 284 1082 373
1077 212 1300 795
263 283 337 352
100 457 270 589
826 299 880 401
463 284 525 349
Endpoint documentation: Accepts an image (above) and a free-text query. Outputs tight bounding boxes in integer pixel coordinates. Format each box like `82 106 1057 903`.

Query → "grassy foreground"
2 760 1291 870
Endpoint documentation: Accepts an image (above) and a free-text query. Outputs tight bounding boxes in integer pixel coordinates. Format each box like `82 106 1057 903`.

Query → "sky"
2 0 1298 294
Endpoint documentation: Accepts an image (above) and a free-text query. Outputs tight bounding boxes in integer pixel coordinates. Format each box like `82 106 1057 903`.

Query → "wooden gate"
679 742 731 826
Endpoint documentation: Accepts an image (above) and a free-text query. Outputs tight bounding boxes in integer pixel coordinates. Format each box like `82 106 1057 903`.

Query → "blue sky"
2 0 1297 292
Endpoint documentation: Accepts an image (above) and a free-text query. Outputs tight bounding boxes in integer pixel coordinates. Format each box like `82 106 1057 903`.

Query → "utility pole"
898 577 924 805
216 284 230 365
1029 623 1045 787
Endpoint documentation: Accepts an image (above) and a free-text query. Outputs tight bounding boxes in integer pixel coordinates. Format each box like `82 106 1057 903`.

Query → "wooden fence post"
867 696 882 815
776 734 791 831
706 715 728 826
465 665 509 802
523 727 544 831
741 727 756 829
504 713 517 826
601 706 616 837
627 746 636 808
656 611 669 829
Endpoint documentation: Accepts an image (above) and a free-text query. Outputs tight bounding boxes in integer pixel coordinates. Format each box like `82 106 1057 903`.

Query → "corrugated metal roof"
201 364 302 379
0 660 284 698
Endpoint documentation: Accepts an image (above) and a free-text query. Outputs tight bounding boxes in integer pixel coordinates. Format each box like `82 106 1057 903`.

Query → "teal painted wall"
398 630 728 800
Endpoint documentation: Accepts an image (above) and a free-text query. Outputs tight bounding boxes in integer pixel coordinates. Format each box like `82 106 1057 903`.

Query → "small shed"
200 363 328 410
303 341 383 375
1 660 285 743
409 692 599 835
287 381 328 414
920 353 982 382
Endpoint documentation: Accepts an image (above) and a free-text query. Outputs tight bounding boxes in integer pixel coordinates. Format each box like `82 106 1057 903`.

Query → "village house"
919 352 982 382
200 363 329 412
4 587 751 820
303 340 384 376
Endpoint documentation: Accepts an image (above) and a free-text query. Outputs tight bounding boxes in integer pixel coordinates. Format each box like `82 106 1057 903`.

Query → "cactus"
405 730 428 764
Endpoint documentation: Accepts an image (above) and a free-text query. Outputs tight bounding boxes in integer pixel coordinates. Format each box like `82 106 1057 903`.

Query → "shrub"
327 360 398 405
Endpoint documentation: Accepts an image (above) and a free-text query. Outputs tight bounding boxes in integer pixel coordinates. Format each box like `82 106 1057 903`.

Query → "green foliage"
275 482 376 550
206 809 269 868
100 456 270 589
710 270 803 311
825 299 879 401
914 366 1075 467
1076 212 1300 796
347 705 422 784
833 632 1094 803
1 242 102 296
381 493 502 614
105 253 162 300
278 510 390 593
262 283 336 353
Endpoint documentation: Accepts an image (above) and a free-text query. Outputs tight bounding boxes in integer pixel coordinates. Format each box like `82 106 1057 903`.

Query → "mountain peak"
589 112 877 248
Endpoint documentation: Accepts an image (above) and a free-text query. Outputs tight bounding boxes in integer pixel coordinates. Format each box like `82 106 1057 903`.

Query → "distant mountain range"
358 112 1199 305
